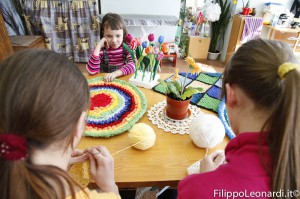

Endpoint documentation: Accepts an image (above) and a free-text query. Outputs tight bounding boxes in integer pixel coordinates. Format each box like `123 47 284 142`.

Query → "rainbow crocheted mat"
153 72 222 113
85 77 147 138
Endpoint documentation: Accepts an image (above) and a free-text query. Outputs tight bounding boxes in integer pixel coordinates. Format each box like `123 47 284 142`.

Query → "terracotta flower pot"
166 95 190 120
242 7 251 15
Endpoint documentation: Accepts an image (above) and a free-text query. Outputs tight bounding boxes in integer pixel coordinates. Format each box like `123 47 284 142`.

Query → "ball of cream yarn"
128 123 156 150
189 113 225 148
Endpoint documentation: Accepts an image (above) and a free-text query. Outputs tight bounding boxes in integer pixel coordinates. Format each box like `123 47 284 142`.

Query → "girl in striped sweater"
86 13 135 82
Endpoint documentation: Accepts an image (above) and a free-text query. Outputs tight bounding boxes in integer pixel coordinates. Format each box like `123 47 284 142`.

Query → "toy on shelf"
123 33 164 89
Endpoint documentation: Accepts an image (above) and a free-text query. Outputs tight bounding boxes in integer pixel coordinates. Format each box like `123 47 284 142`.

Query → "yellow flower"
186 56 196 66
172 68 179 81
190 62 201 74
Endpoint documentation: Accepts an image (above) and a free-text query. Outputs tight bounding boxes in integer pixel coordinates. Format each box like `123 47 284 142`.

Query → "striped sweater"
86 45 135 75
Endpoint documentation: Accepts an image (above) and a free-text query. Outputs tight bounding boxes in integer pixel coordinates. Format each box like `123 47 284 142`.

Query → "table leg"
293 32 300 51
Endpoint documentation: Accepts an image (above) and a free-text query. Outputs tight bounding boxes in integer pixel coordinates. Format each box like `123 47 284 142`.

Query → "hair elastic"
0 134 27 161
278 62 299 79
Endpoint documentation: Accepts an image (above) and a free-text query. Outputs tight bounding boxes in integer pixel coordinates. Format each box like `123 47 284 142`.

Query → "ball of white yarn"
128 123 156 150
189 113 225 148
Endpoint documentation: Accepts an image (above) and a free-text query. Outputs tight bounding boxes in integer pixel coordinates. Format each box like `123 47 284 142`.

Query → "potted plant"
242 0 250 15
158 56 203 120
208 0 234 60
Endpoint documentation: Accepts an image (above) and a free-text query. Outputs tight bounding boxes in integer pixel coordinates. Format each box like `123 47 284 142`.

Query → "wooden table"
264 25 300 51
78 73 229 188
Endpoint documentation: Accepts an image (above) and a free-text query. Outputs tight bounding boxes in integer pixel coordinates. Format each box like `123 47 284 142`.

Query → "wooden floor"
77 58 225 76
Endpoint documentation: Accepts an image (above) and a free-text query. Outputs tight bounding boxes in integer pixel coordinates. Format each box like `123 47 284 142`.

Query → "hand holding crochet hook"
200 150 226 173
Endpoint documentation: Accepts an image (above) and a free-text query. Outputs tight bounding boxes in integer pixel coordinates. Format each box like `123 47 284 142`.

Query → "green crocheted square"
153 83 166 94
196 73 219 85
197 94 221 112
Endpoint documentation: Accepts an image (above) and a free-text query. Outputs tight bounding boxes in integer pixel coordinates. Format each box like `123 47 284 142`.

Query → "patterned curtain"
18 0 100 62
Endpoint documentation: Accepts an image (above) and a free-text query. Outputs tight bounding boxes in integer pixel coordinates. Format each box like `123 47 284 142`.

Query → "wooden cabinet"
0 11 14 61
225 15 245 64
188 36 210 59
9 36 45 52
0 11 45 62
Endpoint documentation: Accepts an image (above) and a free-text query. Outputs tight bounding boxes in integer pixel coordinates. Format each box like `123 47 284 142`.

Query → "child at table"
86 13 135 82
178 39 300 198
0 49 120 199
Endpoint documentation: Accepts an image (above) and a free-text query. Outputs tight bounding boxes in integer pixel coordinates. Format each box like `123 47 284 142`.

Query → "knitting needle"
89 141 143 156
111 141 142 156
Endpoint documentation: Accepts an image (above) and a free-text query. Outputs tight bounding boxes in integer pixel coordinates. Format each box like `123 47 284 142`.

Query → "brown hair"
0 49 90 199
100 12 128 40
222 39 300 198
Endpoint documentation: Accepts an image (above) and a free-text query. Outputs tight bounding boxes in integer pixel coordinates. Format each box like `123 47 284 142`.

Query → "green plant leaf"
158 79 169 93
136 55 144 70
173 80 181 92
167 82 181 98
182 87 201 100
209 0 233 52
136 47 142 59
123 43 136 63
196 87 204 92
142 56 150 69
152 60 160 80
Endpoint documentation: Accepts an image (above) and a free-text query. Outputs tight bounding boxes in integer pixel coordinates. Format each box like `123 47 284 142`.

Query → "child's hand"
104 70 123 82
93 38 109 56
86 146 119 194
98 37 109 49
200 150 225 173
68 149 88 170
104 73 117 82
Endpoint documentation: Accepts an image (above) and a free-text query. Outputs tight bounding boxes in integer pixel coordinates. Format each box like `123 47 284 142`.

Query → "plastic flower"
142 41 148 48
123 34 164 81
158 36 164 44
145 46 154 54
203 3 221 22
125 34 133 44
156 51 164 60
130 39 137 50
136 37 142 46
148 33 155 42
153 46 159 54
190 63 201 74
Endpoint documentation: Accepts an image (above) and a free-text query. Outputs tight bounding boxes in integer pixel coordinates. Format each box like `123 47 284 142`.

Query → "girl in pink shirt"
86 13 135 82
178 39 300 199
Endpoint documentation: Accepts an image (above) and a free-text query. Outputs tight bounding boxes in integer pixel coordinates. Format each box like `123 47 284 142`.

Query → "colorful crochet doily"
147 101 203 135
85 77 147 137
153 72 222 113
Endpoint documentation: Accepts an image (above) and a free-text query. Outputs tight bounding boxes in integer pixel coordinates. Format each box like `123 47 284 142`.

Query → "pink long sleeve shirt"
178 132 272 199
86 45 135 75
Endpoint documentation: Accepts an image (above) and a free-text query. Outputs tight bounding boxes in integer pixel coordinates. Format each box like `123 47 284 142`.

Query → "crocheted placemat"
217 98 235 140
147 101 204 135
153 72 223 113
85 77 147 137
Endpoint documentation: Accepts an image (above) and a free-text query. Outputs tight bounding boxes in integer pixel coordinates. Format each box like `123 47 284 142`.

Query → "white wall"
101 0 181 17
